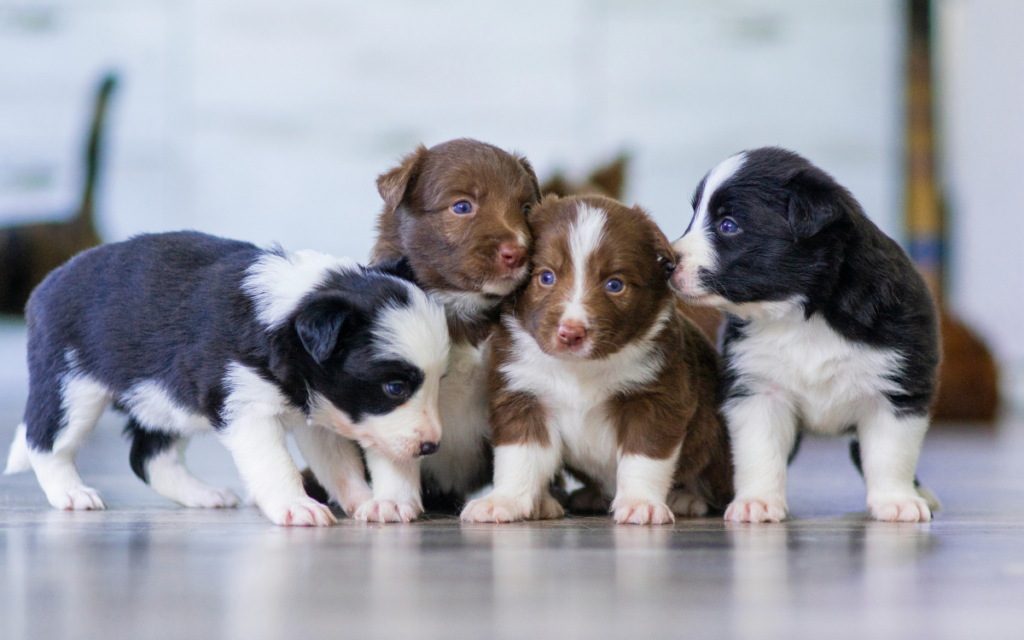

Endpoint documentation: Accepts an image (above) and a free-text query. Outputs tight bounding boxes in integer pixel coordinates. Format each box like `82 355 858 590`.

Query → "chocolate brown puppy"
461 194 733 524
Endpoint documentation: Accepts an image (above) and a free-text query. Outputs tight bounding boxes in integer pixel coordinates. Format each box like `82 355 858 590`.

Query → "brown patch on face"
514 194 677 360
488 325 551 447
372 139 540 299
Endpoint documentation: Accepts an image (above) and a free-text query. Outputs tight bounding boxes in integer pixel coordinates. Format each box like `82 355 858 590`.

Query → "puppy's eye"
538 270 556 286
718 217 740 235
451 201 474 215
605 278 625 294
522 203 532 216
383 381 409 398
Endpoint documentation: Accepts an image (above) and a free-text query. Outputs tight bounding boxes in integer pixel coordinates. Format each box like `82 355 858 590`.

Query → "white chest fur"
726 303 904 433
499 317 666 493
418 338 492 494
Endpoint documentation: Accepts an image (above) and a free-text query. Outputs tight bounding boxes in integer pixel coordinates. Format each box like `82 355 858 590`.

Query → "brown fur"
372 138 540 345
0 74 116 315
489 194 734 511
540 154 628 200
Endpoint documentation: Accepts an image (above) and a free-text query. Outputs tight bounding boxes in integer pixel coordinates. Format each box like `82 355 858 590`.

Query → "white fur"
145 440 240 508
467 308 674 522
291 423 372 515
560 203 608 331
722 299 933 523
432 290 500 326
374 290 449 373
612 453 679 525
461 443 564 522
219 362 335 526
243 249 359 329
28 368 113 510
120 379 213 435
4 423 30 475
419 339 493 494
672 152 746 299
355 447 423 523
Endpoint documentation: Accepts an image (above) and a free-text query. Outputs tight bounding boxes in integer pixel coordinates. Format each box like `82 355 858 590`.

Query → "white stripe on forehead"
373 283 450 374
695 152 747 223
562 203 607 326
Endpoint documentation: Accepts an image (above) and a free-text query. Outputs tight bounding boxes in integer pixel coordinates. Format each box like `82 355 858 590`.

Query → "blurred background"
0 0 1021 414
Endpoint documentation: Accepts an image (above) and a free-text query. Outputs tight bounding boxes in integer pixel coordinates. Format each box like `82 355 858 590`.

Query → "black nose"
419 442 439 456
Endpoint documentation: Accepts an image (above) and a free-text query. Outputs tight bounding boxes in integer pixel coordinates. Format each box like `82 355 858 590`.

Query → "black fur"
691 147 940 417
23 231 428 477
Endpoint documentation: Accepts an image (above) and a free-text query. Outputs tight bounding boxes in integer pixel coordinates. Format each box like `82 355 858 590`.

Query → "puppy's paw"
566 484 611 514
179 486 240 509
461 494 533 523
537 492 565 520
50 486 106 511
338 486 374 517
667 489 709 517
264 497 337 527
725 497 786 523
612 498 675 525
868 494 932 522
354 499 422 523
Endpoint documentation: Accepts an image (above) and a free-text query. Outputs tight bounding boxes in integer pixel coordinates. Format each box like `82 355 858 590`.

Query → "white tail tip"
4 424 32 475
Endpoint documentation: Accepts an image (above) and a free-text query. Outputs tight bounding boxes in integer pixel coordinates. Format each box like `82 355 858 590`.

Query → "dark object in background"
0 73 116 315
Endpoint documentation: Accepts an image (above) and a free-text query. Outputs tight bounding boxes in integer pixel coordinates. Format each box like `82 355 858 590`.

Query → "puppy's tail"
4 424 32 475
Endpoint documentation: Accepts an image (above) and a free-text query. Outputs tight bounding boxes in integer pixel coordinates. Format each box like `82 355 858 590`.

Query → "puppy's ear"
516 153 542 203
638 206 677 279
374 256 418 284
377 145 429 211
526 193 561 238
786 168 846 239
294 294 355 364
588 154 628 200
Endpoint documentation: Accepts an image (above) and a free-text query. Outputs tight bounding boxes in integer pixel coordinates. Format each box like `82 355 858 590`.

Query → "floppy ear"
526 193 562 238
786 168 846 240
374 256 418 284
377 145 429 211
516 153 542 203
294 294 354 364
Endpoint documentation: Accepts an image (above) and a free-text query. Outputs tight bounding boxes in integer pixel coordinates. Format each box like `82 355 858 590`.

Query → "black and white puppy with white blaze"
3 231 449 526
670 147 941 523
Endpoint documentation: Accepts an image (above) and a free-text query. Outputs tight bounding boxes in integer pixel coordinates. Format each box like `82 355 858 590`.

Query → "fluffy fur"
4 231 449 526
461 195 733 525
670 147 941 523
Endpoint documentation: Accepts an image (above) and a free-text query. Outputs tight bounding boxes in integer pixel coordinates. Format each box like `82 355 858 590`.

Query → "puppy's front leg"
292 423 372 517
858 410 932 522
355 448 423 523
723 391 796 523
460 444 563 523
219 413 336 527
612 454 678 525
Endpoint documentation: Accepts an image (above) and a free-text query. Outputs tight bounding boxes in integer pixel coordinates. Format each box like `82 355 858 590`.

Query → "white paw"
869 494 932 522
667 489 709 517
354 499 422 523
263 497 337 527
725 497 787 523
461 494 535 523
178 486 241 509
49 486 106 511
612 498 675 525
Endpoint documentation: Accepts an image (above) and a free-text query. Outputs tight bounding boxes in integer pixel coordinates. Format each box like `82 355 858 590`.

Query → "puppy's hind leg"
126 419 239 508
25 373 112 510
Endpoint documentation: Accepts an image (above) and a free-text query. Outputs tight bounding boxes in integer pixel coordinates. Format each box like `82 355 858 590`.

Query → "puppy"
461 195 734 525
670 147 941 523
3 231 449 526
368 138 540 510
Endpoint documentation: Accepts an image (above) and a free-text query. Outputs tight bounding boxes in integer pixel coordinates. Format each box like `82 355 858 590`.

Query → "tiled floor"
1 320 1023 639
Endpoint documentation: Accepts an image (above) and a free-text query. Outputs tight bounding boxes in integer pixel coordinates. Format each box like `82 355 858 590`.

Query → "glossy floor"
3 417 1024 640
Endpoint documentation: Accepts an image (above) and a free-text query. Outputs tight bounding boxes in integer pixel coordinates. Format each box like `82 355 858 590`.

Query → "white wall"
940 0 1024 365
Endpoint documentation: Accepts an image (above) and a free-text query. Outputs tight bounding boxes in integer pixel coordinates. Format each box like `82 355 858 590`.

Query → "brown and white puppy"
317 139 539 516
461 194 733 524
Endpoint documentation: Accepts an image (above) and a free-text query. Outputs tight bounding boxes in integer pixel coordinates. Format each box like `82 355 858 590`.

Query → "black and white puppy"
3 231 449 526
670 147 940 523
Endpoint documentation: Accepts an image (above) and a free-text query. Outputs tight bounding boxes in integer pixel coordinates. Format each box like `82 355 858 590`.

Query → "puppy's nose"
498 243 526 271
419 441 439 456
557 321 587 347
